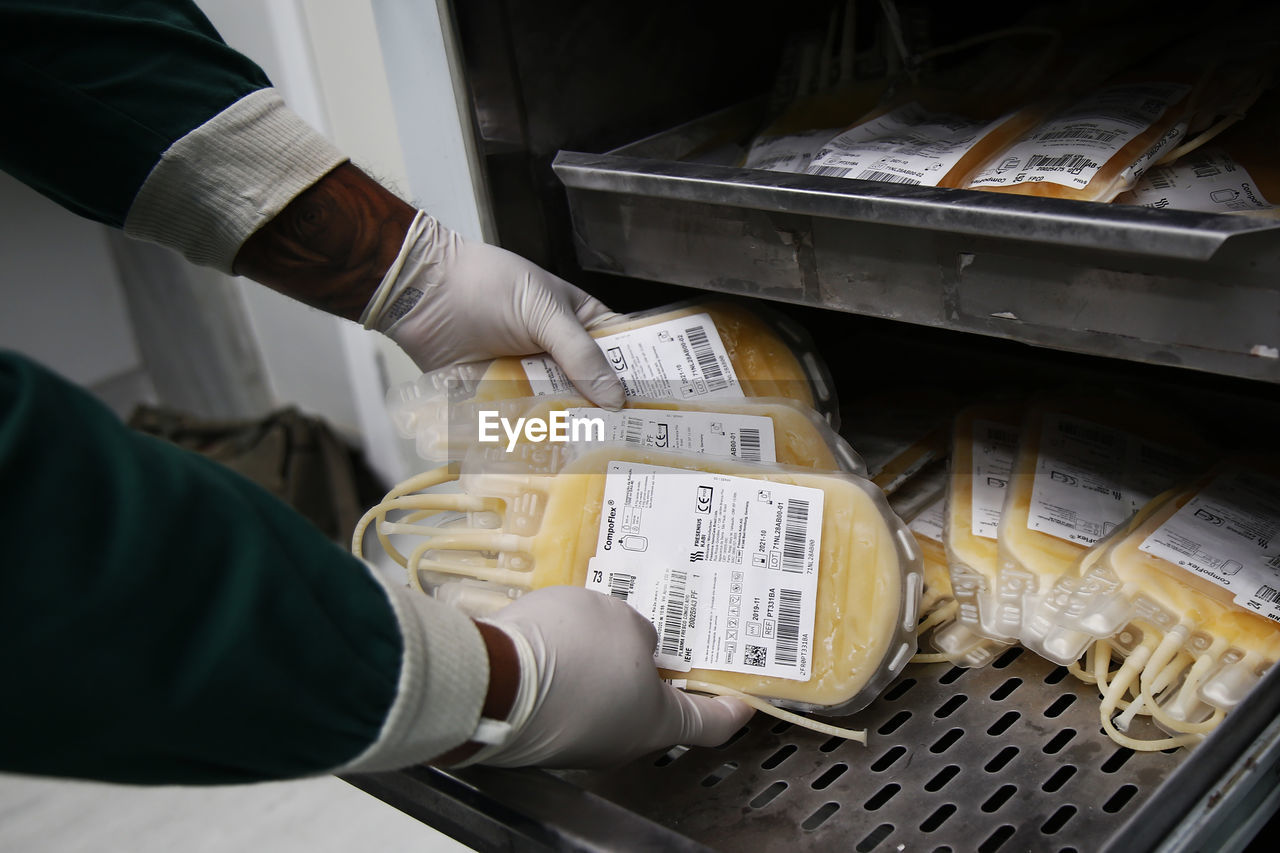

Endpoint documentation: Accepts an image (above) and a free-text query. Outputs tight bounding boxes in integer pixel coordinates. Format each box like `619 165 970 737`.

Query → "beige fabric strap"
334 565 490 773
124 88 347 273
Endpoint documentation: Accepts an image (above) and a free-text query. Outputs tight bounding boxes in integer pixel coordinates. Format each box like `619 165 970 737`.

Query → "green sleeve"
0 351 402 784
0 0 271 227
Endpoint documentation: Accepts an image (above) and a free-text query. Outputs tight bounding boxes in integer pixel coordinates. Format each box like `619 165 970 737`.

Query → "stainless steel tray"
345 645 1280 852
552 99 1280 386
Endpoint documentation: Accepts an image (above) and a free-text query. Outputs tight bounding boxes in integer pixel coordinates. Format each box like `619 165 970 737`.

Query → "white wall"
193 0 365 442
194 0 444 485
0 171 154 417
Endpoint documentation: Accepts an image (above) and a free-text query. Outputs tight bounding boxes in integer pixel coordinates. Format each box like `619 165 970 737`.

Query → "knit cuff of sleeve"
334 566 490 774
123 88 348 273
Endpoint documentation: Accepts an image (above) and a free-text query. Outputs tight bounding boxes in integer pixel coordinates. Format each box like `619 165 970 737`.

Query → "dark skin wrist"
236 165 521 766
231 162 416 321
431 620 521 766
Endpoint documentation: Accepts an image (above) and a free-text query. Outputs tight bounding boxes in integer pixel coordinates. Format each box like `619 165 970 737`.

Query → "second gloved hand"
361 211 625 410
465 586 754 769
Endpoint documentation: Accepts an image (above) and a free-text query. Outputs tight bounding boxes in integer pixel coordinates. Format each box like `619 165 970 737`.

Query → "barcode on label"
684 326 730 392
1058 418 1121 447
855 169 921 184
1190 152 1222 179
739 428 762 462
1146 169 1176 190
623 417 645 445
1026 152 1099 172
1267 554 1280 570
608 572 636 602
659 570 689 657
986 427 1020 446
781 499 810 572
775 588 802 666
810 165 854 178
1039 127 1120 144
1258 585 1280 604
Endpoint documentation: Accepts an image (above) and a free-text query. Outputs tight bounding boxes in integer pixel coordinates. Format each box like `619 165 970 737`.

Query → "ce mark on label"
696 486 714 513
606 347 627 371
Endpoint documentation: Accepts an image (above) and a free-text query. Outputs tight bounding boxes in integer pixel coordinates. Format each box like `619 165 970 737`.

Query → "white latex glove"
463 586 753 769
361 210 625 410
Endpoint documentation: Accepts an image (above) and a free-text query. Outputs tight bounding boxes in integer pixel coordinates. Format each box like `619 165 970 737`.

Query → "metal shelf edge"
552 150 1280 262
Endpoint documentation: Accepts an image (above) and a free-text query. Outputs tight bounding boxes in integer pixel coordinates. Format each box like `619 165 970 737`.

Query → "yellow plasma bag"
932 402 1022 666
996 394 1212 652
353 444 923 737
1031 461 1280 749
387 299 839 446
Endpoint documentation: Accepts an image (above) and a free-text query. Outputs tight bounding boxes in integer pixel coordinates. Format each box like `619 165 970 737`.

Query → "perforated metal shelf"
554 645 1181 852
347 608 1280 853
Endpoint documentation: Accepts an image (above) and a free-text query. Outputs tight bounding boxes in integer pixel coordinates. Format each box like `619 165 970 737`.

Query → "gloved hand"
463 586 754 769
361 211 625 410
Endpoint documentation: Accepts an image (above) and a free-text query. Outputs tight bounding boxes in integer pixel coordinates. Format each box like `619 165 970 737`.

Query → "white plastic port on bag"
1022 460 1280 750
933 401 1022 667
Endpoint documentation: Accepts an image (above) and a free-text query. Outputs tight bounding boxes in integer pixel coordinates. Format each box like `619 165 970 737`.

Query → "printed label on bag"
1139 468 1280 620
587 461 823 679
563 407 777 462
910 495 947 544
967 83 1190 190
971 418 1020 540
1028 413 1192 546
745 128 842 173
1117 121 1187 187
844 404 946 482
1123 148 1276 213
522 313 744 401
807 102 1010 186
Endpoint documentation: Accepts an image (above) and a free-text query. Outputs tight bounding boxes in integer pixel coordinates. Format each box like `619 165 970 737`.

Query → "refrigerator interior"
349 1 1280 850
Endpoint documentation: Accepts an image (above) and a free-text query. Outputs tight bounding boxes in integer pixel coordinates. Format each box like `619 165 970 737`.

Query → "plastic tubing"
683 679 867 743
911 601 960 664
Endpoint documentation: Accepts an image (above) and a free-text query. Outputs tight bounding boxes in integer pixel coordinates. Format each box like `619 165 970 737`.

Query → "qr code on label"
744 645 767 667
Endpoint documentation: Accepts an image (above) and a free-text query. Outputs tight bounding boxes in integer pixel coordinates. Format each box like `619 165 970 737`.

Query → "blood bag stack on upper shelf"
1116 87 1280 216
737 5 1280 213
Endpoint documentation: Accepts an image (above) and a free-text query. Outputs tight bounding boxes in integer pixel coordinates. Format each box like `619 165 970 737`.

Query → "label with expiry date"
909 494 947 545
1140 467 1280 621
1124 148 1277 213
970 418 1019 540
521 313 744 401
1027 413 1193 546
587 461 822 680
807 102 1012 186
563 407 777 463
968 83 1190 190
